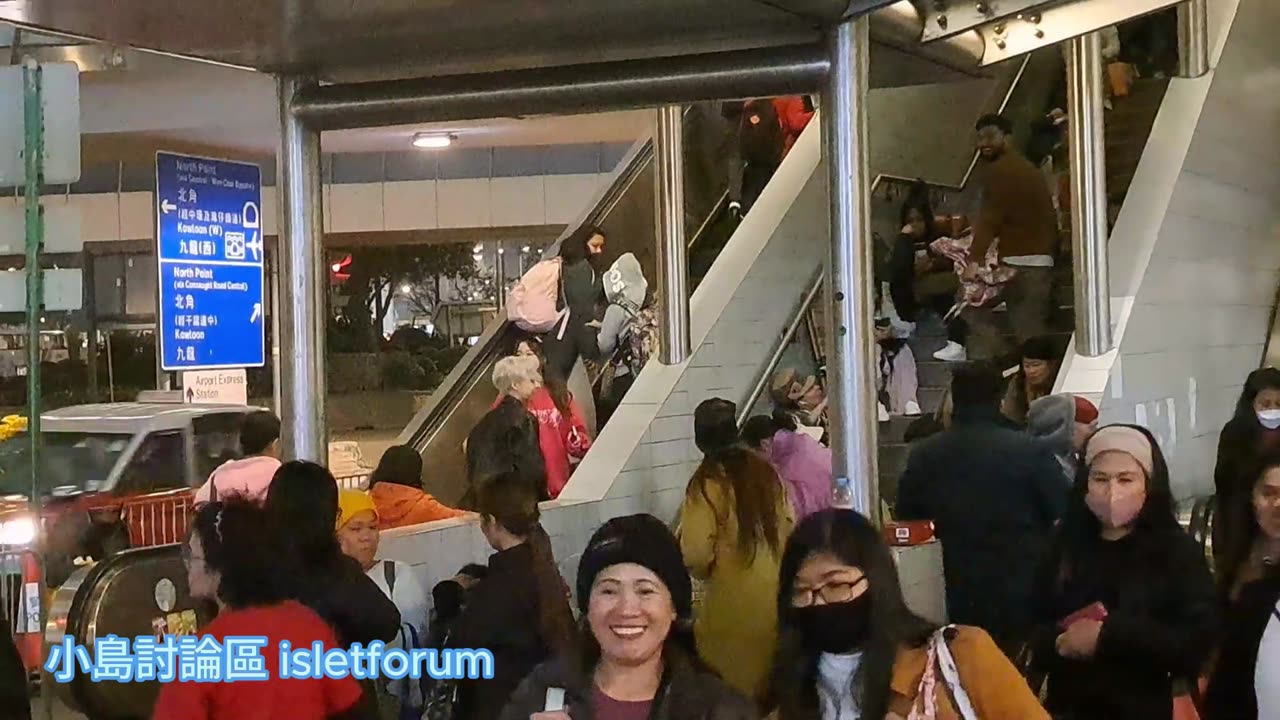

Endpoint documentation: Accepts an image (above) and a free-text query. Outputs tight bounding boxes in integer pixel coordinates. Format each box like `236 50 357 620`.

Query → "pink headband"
1085 426 1154 476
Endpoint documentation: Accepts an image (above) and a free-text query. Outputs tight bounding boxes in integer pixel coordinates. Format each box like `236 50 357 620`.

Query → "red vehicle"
0 401 258 673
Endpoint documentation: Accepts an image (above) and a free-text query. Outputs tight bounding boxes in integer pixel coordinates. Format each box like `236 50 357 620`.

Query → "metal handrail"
738 270 825 426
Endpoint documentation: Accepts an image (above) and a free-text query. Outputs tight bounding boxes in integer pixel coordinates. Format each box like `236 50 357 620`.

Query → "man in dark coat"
896 362 1066 655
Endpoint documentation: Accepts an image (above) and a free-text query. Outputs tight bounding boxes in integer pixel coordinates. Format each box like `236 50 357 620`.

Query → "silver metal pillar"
1177 0 1210 78
655 104 690 365
1067 33 1113 357
276 76 328 461
823 18 879 522
269 251 283 414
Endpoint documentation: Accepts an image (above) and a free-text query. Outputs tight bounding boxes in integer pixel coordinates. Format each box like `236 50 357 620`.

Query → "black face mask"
789 595 873 654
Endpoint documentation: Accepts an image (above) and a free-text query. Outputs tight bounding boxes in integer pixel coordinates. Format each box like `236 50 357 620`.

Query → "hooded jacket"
767 429 833 521
194 455 281 505
369 481 463 529
597 252 648 357
1027 394 1076 484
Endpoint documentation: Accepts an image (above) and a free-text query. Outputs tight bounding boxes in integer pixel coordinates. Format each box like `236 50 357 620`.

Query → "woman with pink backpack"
508 225 607 383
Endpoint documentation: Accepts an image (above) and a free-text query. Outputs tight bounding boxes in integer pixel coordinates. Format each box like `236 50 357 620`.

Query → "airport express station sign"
155 152 265 371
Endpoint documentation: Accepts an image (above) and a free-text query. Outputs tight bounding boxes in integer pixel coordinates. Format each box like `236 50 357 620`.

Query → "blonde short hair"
492 354 541 396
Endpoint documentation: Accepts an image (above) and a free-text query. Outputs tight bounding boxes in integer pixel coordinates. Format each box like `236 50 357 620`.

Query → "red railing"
120 492 194 548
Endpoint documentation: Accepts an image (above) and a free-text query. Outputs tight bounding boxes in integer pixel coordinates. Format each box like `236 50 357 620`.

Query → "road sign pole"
22 57 51 720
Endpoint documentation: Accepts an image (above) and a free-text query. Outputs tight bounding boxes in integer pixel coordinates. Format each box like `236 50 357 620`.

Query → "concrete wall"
1058 0 1276 499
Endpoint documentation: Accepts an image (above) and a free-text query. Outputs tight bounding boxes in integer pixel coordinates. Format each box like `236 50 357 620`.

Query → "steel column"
1177 0 1210 78
655 105 690 365
276 77 328 461
1067 32 1112 357
823 18 878 521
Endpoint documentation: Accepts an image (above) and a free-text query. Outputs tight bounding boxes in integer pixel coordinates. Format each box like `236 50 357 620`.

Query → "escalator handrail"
737 269 825 426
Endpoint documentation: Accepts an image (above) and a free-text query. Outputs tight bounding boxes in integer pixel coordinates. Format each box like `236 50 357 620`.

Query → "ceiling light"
497 248 505 255
521 245 531 253
413 133 454 149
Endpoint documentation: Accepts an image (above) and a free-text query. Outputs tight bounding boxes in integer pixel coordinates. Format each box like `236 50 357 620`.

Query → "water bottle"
832 476 854 510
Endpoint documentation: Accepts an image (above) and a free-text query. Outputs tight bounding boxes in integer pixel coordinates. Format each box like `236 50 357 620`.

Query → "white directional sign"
182 369 249 406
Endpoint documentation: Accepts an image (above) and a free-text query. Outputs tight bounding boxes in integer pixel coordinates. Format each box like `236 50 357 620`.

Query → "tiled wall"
1059 0 1278 500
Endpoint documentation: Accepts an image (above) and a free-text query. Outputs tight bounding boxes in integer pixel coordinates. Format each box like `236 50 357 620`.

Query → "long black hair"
506 332 573 418
190 498 290 608
1051 424 1183 586
264 460 342 569
558 223 603 265
899 180 938 241
370 445 423 489
767 510 936 720
689 398 787 559
1217 450 1280 596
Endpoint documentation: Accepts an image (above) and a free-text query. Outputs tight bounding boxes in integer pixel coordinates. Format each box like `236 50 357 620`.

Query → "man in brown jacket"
962 113 1059 361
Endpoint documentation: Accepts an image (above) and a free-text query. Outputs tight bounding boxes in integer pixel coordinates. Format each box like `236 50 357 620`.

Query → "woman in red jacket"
491 343 591 499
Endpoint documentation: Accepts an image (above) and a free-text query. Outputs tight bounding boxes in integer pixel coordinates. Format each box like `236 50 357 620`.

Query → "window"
117 432 185 494
192 413 246 483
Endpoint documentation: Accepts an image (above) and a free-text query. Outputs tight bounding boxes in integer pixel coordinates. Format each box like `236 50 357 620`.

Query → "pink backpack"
506 257 568 336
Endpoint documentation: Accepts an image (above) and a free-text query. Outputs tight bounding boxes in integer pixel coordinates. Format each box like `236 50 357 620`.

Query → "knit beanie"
1027 395 1074 456
576 514 692 620
1021 335 1059 362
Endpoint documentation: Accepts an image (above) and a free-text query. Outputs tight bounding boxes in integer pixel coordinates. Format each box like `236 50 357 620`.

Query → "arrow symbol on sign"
160 199 177 214
250 303 261 323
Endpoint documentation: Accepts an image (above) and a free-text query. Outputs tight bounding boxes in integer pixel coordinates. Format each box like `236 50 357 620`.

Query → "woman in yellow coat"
679 397 795 703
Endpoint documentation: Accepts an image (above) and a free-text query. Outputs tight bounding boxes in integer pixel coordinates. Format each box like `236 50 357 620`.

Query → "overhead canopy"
0 0 865 81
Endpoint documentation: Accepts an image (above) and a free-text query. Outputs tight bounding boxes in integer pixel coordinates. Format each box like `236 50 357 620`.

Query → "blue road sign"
155 152 265 371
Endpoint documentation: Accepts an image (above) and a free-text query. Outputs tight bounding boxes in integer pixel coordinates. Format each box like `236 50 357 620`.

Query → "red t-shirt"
153 601 361 720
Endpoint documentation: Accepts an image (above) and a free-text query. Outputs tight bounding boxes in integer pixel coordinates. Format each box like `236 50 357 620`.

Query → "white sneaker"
933 341 967 362
878 402 890 422
904 400 922 417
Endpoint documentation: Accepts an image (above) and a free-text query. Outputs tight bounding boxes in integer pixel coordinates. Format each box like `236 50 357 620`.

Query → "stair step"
916 360 952 389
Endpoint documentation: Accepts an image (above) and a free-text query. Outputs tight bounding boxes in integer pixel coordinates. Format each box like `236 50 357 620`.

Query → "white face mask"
1258 409 1280 430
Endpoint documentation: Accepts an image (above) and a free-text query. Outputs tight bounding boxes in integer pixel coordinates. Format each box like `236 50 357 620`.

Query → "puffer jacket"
498 651 757 720
369 481 463 529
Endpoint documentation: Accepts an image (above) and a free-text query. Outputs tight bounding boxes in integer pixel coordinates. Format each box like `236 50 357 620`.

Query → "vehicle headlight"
0 516 37 546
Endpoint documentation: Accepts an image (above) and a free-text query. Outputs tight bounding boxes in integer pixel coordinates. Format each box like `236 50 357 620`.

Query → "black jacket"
464 396 547 508
1030 529 1218 719
1203 569 1280 720
1214 416 1273 569
498 652 757 720
448 543 554 720
0 617 29 720
542 258 603 382
896 406 1066 649
293 553 401 647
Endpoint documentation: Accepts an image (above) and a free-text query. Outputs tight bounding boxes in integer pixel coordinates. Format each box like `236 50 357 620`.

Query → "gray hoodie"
1026 394 1076 484
597 252 649 357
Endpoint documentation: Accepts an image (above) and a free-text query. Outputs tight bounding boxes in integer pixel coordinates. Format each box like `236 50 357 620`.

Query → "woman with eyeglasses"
154 498 363 720
767 509 1046 720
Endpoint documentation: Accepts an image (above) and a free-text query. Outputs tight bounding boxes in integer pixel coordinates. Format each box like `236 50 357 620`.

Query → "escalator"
402 42 1050 510
401 103 735 506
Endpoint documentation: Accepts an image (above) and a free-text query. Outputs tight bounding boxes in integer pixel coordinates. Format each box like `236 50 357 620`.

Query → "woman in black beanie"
500 514 757 720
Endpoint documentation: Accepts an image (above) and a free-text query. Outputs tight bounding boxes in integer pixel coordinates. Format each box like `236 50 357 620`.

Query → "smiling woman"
499 514 757 720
